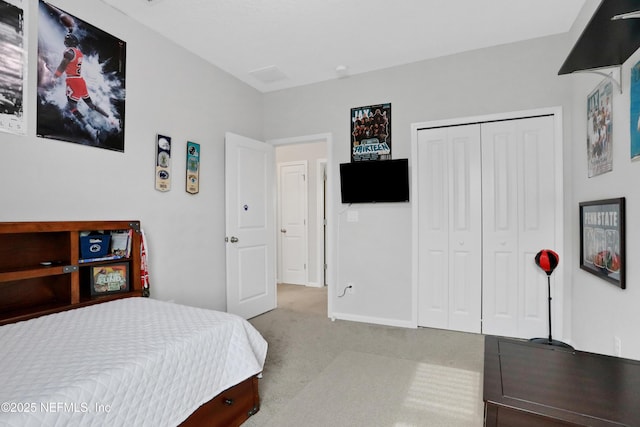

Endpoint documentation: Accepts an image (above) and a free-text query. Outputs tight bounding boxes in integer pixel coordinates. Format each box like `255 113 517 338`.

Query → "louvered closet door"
481 116 556 338
417 125 482 333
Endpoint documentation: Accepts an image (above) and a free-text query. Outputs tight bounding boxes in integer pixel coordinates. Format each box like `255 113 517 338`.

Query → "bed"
0 220 267 426
0 297 268 427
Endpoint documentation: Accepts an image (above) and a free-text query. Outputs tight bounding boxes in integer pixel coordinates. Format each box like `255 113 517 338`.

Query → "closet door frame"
410 107 566 339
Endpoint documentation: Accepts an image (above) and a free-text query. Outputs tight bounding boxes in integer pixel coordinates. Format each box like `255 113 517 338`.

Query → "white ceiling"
99 0 587 93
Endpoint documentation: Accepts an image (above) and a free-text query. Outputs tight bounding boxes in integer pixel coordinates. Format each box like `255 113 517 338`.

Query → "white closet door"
481 116 556 338
417 125 482 333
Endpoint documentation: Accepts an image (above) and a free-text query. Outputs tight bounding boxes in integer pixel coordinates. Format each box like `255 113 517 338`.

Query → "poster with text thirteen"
0 0 27 135
350 103 391 162
630 60 640 160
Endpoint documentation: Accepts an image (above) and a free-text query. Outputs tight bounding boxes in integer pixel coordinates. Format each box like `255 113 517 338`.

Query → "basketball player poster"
350 103 391 162
0 0 26 135
37 1 126 152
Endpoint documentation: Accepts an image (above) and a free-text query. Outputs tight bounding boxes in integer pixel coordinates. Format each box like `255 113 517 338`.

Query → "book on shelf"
109 229 132 258
78 254 123 264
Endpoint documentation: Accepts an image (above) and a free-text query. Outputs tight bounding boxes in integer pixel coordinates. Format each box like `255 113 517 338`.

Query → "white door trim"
267 134 334 318
410 107 565 339
314 159 327 288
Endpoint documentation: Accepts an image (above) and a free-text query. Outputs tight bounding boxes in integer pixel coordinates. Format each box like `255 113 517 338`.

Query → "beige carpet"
246 284 484 427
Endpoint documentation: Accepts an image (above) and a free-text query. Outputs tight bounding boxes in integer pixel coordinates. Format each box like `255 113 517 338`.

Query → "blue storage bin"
80 235 111 259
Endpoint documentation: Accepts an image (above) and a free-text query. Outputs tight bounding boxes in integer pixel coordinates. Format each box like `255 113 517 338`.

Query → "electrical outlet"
347 283 355 294
614 336 622 357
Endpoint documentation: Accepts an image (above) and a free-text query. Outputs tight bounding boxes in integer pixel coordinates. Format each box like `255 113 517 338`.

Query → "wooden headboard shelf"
0 221 142 326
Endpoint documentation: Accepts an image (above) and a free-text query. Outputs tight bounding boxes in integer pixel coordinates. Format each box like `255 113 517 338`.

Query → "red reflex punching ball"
535 249 559 276
530 249 573 349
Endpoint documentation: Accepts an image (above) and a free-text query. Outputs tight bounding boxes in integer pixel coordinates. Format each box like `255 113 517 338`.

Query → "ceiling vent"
249 66 288 84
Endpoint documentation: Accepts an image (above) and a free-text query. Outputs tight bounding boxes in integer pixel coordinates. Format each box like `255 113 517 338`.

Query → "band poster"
37 1 126 151
0 0 26 135
586 79 613 177
630 60 640 160
351 103 391 162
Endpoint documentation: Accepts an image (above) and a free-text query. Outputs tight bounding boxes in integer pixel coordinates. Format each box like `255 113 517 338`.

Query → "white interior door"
417 124 482 333
481 116 556 338
225 132 276 319
278 161 308 285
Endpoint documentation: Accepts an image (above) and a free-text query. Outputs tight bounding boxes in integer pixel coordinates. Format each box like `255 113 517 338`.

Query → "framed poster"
586 79 613 177
155 134 171 191
350 103 391 162
186 141 200 194
579 198 625 289
37 1 126 151
0 0 27 135
630 60 640 159
89 263 129 295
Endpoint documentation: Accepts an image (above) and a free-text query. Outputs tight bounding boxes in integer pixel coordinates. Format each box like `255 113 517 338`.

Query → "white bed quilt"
0 297 267 427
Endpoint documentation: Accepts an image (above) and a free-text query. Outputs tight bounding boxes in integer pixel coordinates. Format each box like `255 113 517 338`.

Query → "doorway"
268 133 333 316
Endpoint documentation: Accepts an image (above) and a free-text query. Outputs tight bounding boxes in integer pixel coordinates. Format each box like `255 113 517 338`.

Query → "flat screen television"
340 158 409 204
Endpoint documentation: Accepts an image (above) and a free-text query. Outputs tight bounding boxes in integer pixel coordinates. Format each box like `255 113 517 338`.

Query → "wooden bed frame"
181 376 260 427
0 220 261 426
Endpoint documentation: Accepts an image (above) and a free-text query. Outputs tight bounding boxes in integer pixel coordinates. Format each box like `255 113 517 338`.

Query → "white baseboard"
330 312 416 329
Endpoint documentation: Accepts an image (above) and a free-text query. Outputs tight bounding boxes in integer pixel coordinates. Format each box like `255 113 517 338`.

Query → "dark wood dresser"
483 335 640 427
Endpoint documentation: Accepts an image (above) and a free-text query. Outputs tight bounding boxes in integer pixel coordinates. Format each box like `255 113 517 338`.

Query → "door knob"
280 228 287 233
230 236 239 243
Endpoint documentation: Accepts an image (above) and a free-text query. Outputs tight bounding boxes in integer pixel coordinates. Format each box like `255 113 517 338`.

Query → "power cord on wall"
337 284 352 298
335 203 352 299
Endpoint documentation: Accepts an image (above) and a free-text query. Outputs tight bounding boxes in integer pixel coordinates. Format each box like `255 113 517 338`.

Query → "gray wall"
0 0 263 311
568 1 640 359
264 33 575 327
4 0 639 359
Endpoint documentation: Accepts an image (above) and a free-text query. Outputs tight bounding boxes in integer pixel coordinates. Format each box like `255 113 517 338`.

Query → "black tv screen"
340 159 410 204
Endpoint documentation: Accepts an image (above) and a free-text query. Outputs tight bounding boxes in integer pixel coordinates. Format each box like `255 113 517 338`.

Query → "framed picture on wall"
579 197 625 289
586 79 613 177
89 263 129 295
0 0 27 135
